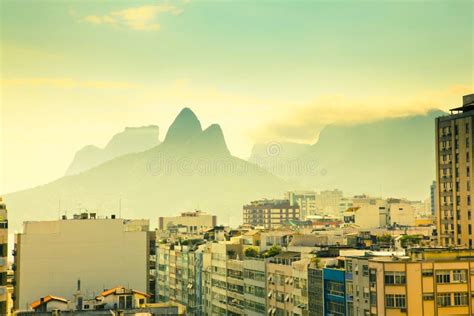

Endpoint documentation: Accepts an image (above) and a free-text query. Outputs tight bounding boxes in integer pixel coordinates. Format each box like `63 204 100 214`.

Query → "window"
384 272 406 285
244 285 265 298
453 270 467 283
243 269 265 282
437 293 451 307
370 293 377 306
346 260 353 273
454 292 468 306
363 265 369 276
423 293 434 301
422 269 433 277
385 294 406 308
369 269 376 283
327 301 345 316
346 281 353 296
326 281 345 297
435 270 450 284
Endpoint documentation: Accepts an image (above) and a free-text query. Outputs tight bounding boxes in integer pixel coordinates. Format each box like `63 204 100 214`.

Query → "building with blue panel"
323 266 346 316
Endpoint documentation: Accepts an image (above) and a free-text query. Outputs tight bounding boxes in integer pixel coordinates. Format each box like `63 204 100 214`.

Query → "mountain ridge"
65 125 160 176
5 108 288 231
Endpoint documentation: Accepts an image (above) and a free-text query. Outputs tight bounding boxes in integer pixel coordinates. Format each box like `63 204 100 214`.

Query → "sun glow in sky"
1 0 473 193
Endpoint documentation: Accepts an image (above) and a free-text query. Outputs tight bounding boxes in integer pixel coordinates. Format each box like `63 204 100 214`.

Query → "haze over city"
1 1 474 315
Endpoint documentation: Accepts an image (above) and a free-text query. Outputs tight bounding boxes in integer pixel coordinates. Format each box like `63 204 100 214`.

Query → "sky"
1 0 473 194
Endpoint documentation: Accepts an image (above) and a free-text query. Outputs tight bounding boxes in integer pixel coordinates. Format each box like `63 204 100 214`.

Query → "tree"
244 247 259 258
262 245 281 258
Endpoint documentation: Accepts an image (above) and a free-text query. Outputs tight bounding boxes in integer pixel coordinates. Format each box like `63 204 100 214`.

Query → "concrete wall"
16 218 148 310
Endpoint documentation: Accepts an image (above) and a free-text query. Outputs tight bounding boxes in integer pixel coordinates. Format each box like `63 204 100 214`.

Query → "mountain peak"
187 124 230 156
163 107 202 145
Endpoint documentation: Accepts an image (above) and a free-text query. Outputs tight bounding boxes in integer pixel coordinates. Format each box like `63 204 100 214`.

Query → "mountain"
248 142 312 178
249 110 444 200
65 125 161 176
5 108 288 231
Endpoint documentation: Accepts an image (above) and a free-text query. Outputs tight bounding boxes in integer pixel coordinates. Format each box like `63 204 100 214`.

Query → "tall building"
0 198 7 315
14 214 154 311
266 252 308 316
243 199 300 229
158 210 217 234
156 240 204 315
286 191 316 220
243 258 267 316
436 94 474 247
202 241 244 315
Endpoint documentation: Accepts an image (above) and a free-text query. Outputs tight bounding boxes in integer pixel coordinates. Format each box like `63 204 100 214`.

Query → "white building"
387 198 417 227
344 196 388 229
14 214 152 311
286 191 317 220
316 189 343 216
158 210 216 234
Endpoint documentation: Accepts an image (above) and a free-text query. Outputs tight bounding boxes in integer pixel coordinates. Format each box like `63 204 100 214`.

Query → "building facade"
286 191 316 220
159 210 217 234
0 198 7 315
156 241 204 315
369 254 474 316
436 94 474 247
431 181 438 217
243 199 300 229
14 215 152 311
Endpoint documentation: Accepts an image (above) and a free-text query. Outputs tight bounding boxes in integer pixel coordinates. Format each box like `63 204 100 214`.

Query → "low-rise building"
159 210 217 234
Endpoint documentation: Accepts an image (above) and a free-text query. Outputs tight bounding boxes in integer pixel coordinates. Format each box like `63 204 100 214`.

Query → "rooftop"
31 295 68 310
449 94 474 114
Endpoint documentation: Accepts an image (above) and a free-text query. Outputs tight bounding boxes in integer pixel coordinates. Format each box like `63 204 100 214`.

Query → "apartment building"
202 241 244 315
243 258 267 316
159 210 217 234
346 256 373 316
308 264 324 315
436 94 474 247
316 189 344 216
0 198 7 315
387 199 417 227
266 252 309 316
369 250 474 316
243 199 300 229
324 265 346 316
286 191 317 220
156 240 204 315
14 214 153 311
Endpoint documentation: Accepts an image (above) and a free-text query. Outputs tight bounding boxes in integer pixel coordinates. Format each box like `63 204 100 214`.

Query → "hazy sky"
1 0 473 193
